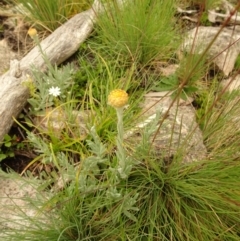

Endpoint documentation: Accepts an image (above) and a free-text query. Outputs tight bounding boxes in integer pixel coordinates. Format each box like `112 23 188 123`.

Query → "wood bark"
0 0 101 143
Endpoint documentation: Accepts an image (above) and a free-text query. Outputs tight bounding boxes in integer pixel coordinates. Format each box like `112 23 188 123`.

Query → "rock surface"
181 26 240 76
0 173 42 236
221 74 240 92
126 92 207 164
33 108 93 140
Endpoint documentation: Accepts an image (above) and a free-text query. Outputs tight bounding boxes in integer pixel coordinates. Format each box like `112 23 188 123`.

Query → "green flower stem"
116 107 128 178
116 107 124 142
32 36 54 71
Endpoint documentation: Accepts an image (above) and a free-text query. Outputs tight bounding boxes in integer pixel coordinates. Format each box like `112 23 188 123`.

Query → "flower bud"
108 89 128 108
28 28 38 39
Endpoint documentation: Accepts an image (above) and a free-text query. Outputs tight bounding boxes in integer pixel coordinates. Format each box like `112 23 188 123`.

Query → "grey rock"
126 92 207 164
0 174 41 233
181 26 240 76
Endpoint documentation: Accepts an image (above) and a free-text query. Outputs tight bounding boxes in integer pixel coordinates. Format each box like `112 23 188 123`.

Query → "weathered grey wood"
0 61 29 143
0 0 101 143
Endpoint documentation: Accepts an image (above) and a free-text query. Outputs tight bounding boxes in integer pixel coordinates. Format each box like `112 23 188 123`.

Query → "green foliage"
11 0 92 31
128 157 240 240
72 45 121 99
4 115 240 240
0 134 25 161
3 1 240 241
195 78 219 129
23 33 144 172
71 45 144 142
200 11 212 26
152 54 206 100
21 33 76 116
177 53 206 85
152 74 179 92
202 87 240 155
0 24 3 35
152 73 198 100
95 0 179 68
234 54 240 69
26 63 74 114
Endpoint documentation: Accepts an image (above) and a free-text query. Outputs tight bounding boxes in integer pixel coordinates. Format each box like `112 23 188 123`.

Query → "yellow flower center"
108 89 128 108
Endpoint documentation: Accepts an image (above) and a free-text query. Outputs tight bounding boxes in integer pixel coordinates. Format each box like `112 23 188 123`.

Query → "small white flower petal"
49 86 61 97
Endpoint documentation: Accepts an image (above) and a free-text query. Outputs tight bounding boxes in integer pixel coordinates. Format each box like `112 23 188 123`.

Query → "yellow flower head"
28 28 38 39
108 89 128 108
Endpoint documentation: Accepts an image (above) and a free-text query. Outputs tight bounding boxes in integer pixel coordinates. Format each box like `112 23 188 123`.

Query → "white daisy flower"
49 86 61 97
